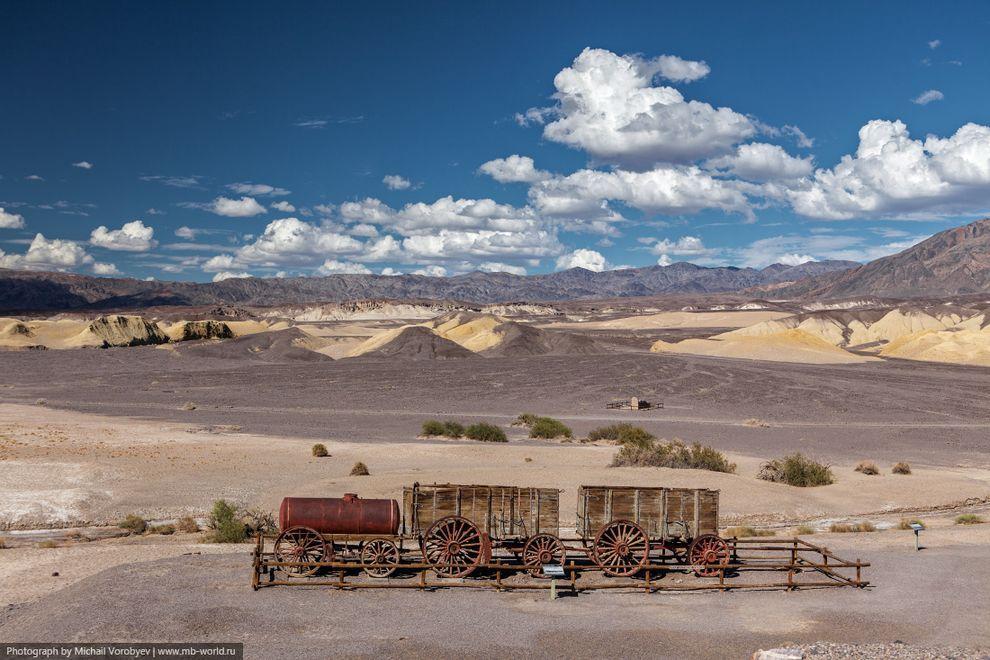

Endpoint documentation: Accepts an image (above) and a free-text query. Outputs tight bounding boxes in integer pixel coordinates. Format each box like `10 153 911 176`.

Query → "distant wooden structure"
606 396 663 410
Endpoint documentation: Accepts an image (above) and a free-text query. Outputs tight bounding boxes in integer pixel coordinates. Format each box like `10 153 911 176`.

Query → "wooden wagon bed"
576 485 719 541
402 483 560 539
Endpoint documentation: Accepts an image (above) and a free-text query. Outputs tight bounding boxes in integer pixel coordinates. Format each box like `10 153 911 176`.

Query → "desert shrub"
465 423 507 443
897 518 925 530
588 423 655 447
829 521 875 533
35 398 47 406
180 401 197 411
350 461 370 476
513 413 539 427
206 499 247 543
0 537 7 549
421 420 445 436
311 443 329 457
241 507 277 535
854 461 879 476
743 418 770 428
892 462 912 475
529 417 572 440
723 526 773 538
149 524 175 535
610 438 736 473
955 514 984 525
524 457 533 463
758 453 834 487
795 525 816 535
176 516 199 533
119 514 147 534
441 421 465 438
37 540 58 549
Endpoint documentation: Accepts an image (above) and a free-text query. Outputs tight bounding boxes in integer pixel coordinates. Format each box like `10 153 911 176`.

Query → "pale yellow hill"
346 325 417 357
543 310 789 331
879 316 990 366
651 328 876 364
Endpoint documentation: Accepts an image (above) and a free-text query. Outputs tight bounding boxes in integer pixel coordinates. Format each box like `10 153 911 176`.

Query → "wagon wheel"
360 538 400 578
422 515 486 578
522 534 565 577
688 534 730 577
592 520 650 577
273 526 330 577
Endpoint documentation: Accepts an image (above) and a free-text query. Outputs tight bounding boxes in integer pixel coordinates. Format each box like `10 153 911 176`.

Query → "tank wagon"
272 482 729 578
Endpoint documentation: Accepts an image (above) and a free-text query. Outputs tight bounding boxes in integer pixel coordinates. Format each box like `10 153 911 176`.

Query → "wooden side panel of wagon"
402 483 560 538
576 485 719 540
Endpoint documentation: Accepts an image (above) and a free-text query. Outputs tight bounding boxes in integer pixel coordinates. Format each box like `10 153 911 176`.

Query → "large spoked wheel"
422 515 486 578
592 520 650 577
273 526 330 577
522 533 565 577
688 534 730 577
360 538 400 578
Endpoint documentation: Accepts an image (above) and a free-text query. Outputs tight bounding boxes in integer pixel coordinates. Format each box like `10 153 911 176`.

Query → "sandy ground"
1 527 987 659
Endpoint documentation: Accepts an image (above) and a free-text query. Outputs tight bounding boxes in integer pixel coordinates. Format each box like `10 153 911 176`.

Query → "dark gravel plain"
2 347 989 466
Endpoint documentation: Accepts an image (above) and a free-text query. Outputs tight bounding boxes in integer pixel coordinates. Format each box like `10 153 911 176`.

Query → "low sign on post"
543 564 565 600
910 522 923 550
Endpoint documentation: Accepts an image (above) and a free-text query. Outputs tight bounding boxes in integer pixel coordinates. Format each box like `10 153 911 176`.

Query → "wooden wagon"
402 482 560 577
576 485 728 576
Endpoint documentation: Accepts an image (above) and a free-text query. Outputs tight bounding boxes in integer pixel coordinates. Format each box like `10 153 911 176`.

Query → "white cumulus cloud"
212 271 252 282
706 143 814 181
478 155 551 183
92 262 121 275
0 208 26 229
316 260 373 275
912 89 944 105
478 261 527 276
210 196 266 217
226 182 290 196
555 248 607 272
383 174 413 190
541 48 754 167
270 201 296 213
0 234 94 271
72 161 94 170
89 220 157 252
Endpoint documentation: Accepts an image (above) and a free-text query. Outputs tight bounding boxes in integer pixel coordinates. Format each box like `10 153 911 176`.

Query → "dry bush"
795 525 816 535
0 537 8 549
180 401 197 411
513 413 539 427
350 461 370 476
465 423 507 443
854 461 879 476
529 417 572 440
311 443 329 457
149 524 176 535
588 424 654 447
241 507 277 535
118 514 147 534
897 518 924 530
177 516 199 533
892 462 912 475
829 521 876 533
759 454 834 487
35 398 47 406
610 438 736 473
37 540 58 549
743 418 770 428
524 457 533 463
955 514 984 525
723 526 774 538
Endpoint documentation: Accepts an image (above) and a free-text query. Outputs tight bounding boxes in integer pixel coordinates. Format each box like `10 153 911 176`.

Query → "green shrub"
795 525 816 535
854 461 879 475
441 421 465 438
897 518 924 530
610 438 735 473
723 526 773 538
119 514 147 534
465 422 507 443
421 420 445 436
206 499 247 543
529 417 572 440
311 443 329 457
588 423 655 447
350 461 370 476
177 516 199 533
892 462 912 475
758 453 834 487
955 514 984 525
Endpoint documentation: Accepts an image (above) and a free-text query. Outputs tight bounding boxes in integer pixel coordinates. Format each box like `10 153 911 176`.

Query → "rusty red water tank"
279 494 400 535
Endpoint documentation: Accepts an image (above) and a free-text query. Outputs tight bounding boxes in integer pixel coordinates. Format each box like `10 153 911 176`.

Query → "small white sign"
542 564 566 577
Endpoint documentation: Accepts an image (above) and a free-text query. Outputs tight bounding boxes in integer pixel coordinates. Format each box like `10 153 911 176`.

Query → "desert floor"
1 344 989 657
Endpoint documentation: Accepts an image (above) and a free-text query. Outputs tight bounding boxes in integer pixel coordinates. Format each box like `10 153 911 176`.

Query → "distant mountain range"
763 218 990 299
0 260 855 312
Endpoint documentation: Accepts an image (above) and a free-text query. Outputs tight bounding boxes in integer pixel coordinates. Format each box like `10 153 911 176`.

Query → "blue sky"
2 1 990 282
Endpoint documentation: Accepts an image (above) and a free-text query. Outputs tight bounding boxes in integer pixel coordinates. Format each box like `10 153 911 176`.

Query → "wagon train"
252 482 870 593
